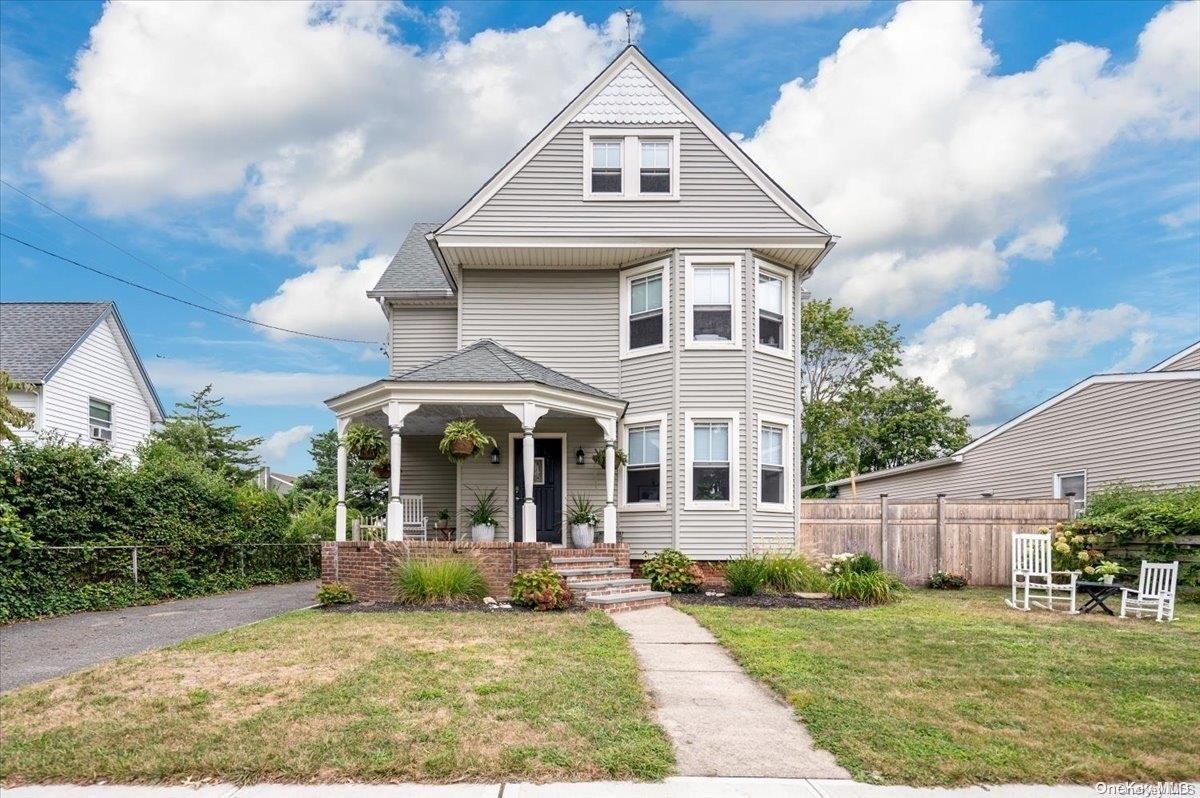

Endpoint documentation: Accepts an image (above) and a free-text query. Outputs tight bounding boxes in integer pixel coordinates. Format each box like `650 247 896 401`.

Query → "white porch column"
596 416 617 544
335 416 350 541
503 402 549 543
384 402 419 541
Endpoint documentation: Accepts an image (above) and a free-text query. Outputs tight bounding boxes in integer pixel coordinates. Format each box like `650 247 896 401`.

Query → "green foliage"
394 558 489 605
463 488 501 527
639 548 703 593
287 492 357 541
0 438 317 622
1 371 36 443
926 571 968 590
438 419 496 462
566 494 600 526
800 300 968 495
724 556 769 596
149 385 262 485
316 582 355 606
344 424 386 460
829 570 906 605
762 553 828 593
509 563 574 611
591 447 628 468
296 429 385 516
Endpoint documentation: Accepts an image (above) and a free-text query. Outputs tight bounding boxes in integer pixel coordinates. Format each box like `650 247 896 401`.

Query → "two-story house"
325 46 834 561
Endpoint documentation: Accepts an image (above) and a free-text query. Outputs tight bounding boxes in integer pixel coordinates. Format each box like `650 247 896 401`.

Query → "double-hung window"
590 139 622 194
624 421 662 505
685 257 740 348
686 412 739 509
1054 471 1087 515
755 260 792 357
639 140 671 194
620 260 669 358
758 413 792 510
89 398 113 443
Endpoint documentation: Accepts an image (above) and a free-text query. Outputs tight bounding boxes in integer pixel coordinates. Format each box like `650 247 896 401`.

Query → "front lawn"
0 610 672 785
681 589 1200 786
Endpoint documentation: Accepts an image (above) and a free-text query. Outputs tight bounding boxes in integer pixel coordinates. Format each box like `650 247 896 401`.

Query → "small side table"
1076 581 1125 615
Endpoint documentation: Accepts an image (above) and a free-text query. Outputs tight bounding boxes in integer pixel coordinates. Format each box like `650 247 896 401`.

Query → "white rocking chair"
401 495 428 540
1006 532 1078 613
1120 561 1178 622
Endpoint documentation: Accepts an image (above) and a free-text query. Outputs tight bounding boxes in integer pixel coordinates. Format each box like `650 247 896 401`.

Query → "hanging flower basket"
438 419 497 463
449 438 476 458
371 456 390 480
345 424 386 461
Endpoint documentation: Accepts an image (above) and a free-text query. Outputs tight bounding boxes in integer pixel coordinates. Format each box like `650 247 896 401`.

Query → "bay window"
624 422 662 505
620 259 670 358
685 256 741 349
686 411 740 510
757 413 793 511
755 260 792 357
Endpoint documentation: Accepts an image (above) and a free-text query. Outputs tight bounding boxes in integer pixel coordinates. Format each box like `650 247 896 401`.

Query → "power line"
0 178 224 306
0 232 381 345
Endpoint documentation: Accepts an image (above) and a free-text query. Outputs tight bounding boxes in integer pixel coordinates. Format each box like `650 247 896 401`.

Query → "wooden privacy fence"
797 497 1073 586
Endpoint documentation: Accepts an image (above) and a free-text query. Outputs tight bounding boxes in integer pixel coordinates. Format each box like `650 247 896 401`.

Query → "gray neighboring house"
326 46 835 557
828 340 1200 511
1 301 165 459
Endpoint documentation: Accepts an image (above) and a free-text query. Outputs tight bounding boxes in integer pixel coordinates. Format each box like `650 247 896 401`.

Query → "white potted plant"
464 488 500 542
566 494 599 549
1095 560 1125 585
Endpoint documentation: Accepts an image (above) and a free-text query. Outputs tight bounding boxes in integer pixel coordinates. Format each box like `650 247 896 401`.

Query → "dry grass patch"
681 588 1200 786
1 609 672 785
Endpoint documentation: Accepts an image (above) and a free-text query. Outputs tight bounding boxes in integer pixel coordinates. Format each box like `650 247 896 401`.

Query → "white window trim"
1053 470 1088 512
88 396 114 444
619 259 671 360
619 412 667 512
684 255 742 350
684 410 740 511
756 412 793 513
754 259 794 360
582 128 680 201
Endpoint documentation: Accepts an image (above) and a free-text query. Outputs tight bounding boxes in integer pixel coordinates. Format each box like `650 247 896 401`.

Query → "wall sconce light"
489 446 500 465
575 447 586 466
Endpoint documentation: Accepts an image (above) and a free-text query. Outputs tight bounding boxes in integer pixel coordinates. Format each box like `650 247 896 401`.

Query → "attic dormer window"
640 140 671 193
590 140 622 194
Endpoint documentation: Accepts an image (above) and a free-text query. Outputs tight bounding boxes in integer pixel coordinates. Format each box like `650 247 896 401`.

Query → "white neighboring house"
256 467 296 495
1 301 165 459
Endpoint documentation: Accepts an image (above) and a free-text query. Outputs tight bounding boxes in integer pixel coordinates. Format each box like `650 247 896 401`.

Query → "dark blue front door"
513 438 562 543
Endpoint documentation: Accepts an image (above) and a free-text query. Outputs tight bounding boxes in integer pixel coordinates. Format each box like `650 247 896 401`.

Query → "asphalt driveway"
0 581 317 692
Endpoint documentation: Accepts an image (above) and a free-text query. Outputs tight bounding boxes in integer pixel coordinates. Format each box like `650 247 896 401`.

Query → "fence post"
1065 492 1077 521
238 546 245 577
879 494 889 568
936 494 946 572
131 546 139 586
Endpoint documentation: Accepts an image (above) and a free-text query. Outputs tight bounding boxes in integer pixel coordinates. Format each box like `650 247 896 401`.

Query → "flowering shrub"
821 552 881 577
640 548 703 593
316 582 354 606
1049 523 1105 576
926 570 968 590
510 564 574 611
822 552 905 605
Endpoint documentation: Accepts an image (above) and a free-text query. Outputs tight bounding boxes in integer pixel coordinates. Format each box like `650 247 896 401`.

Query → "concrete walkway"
0 581 318 691
610 605 849 779
0 779 1120 797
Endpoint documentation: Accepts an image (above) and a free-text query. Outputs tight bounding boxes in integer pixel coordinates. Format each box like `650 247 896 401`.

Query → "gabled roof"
1147 340 1200 372
368 222 453 299
0 300 165 422
393 339 620 402
827 370 1200 487
435 45 831 240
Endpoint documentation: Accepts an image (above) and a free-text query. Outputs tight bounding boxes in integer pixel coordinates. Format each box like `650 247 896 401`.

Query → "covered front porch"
325 340 627 545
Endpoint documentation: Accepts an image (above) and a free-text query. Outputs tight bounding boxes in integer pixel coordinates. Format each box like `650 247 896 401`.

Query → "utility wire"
0 232 380 345
0 178 224 306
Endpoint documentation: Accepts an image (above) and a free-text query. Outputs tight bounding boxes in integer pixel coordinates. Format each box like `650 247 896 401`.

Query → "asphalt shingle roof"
0 301 112 382
393 339 620 402
370 222 451 295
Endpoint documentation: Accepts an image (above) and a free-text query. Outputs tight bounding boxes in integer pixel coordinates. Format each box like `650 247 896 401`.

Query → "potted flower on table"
1094 560 1125 585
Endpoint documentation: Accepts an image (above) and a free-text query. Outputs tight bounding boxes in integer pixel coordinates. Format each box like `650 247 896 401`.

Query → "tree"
150 385 262 484
1 371 36 443
296 429 386 516
801 301 969 495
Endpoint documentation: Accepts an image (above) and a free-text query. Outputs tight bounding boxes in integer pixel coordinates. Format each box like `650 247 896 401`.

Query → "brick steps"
569 578 653 596
548 556 667 613
550 556 615 566
584 590 672 613
558 566 633 580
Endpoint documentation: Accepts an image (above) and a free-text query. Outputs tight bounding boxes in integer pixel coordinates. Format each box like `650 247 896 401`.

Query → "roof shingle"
0 301 112 382
370 222 451 296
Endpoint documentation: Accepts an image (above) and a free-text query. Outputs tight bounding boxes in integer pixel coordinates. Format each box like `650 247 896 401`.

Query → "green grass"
0 610 672 785
681 588 1200 786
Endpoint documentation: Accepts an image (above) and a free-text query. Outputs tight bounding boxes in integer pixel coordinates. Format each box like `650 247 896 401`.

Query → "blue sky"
1 0 1197 474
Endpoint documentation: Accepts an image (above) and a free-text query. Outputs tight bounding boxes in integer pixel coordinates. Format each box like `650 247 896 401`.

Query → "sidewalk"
1 778 1112 797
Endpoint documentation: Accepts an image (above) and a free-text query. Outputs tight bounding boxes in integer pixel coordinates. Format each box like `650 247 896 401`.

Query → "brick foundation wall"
323 541 630 602
630 559 727 590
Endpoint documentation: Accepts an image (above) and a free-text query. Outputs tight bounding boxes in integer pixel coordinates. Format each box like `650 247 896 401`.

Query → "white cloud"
149 359 376 406
901 301 1147 421
744 0 1200 316
1107 329 1157 372
248 254 390 342
1159 202 1200 230
665 0 860 28
258 424 314 463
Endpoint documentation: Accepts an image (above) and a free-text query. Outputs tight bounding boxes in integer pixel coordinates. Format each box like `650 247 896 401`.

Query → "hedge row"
1 439 318 622
1072 485 1200 587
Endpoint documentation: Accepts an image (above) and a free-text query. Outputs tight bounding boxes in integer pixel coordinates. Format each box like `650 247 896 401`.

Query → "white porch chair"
1120 561 1178 622
1006 532 1078 613
401 495 428 540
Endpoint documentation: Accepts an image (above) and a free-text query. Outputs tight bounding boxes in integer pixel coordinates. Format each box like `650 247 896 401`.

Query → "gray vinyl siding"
399 436 456 524
449 124 811 237
1161 347 1200 371
840 378 1200 499
389 304 457 375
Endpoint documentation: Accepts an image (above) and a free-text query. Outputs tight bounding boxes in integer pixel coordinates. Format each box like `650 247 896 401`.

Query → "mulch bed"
672 593 859 610
321 601 582 614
